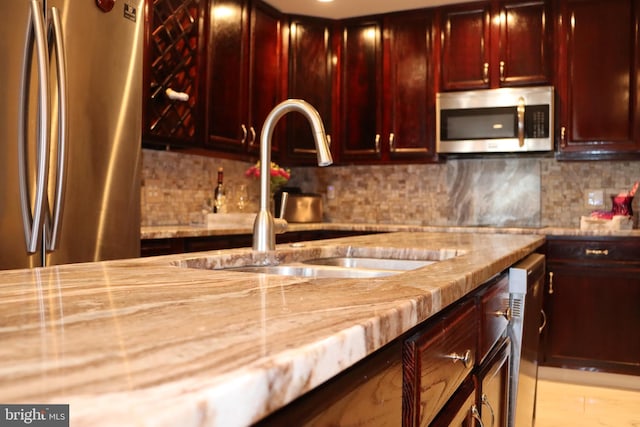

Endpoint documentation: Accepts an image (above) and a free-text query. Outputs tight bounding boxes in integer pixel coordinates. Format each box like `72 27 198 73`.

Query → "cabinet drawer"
403 299 478 426
478 274 511 364
546 238 640 264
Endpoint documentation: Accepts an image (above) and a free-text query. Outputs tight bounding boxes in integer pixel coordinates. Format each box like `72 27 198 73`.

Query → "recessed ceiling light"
317 0 334 3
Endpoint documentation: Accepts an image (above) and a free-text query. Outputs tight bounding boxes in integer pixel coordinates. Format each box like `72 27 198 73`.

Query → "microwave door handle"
517 97 525 147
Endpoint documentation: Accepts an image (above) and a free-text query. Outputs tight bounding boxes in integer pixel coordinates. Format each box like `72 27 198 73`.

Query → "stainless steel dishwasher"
508 253 545 427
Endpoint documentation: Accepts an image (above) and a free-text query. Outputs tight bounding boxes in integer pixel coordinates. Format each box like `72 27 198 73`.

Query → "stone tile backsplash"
141 149 639 228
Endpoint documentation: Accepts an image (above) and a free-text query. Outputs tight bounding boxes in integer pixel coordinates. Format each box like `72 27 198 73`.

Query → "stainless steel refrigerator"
0 0 142 270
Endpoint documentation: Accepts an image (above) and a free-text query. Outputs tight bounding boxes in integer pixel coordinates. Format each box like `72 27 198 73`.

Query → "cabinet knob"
374 134 381 153
446 349 473 368
494 306 512 322
499 60 505 82
560 126 567 148
389 133 396 152
548 271 554 295
483 62 489 83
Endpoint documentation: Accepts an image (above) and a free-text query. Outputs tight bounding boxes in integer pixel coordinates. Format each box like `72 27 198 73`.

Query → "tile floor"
535 367 640 427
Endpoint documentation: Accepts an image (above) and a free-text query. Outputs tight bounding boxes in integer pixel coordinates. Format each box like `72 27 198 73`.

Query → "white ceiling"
263 0 468 19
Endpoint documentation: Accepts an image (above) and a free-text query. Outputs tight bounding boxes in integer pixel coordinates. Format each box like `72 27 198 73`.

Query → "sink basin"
226 264 396 278
173 244 463 279
302 257 435 271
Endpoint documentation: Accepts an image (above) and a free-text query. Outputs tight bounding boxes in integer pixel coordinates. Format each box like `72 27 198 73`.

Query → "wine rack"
145 0 203 142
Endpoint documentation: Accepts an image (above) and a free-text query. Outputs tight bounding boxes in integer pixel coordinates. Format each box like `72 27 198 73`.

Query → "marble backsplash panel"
141 149 639 228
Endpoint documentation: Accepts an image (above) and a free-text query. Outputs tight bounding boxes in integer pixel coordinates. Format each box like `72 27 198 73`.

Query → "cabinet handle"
446 349 473 368
374 134 381 153
560 126 567 148
483 62 489 83
471 405 485 427
481 393 496 427
494 306 512 322
499 60 505 82
548 271 554 295
585 249 609 256
240 124 248 145
539 309 547 334
389 133 396 152
247 126 257 146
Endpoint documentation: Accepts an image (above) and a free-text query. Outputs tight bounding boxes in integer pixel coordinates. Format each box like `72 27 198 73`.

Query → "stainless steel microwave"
436 86 554 154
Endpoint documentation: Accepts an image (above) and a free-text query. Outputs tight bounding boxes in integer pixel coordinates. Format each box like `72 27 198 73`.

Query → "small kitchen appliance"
436 86 554 154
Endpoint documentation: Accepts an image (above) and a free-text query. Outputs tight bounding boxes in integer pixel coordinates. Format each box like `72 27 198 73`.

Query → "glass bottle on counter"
213 167 226 213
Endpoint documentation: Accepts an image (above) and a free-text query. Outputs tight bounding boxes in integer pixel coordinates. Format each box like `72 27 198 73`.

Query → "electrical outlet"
327 185 336 200
586 189 604 208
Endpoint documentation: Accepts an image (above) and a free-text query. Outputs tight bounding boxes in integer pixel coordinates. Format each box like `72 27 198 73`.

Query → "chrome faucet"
253 99 333 252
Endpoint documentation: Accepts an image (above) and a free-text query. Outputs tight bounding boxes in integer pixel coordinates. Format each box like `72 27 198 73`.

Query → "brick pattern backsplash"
141 149 639 228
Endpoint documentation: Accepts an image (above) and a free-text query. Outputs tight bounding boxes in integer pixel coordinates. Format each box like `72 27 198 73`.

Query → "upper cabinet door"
497 0 552 86
440 2 491 91
384 11 436 161
556 0 640 158
207 0 250 152
439 0 552 91
143 0 206 148
248 2 286 155
286 17 336 165
339 18 383 162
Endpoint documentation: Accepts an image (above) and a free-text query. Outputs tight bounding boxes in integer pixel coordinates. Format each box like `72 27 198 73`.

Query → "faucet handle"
278 192 289 219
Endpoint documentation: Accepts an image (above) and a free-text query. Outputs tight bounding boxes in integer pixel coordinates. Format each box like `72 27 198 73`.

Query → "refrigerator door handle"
45 6 68 252
19 0 50 254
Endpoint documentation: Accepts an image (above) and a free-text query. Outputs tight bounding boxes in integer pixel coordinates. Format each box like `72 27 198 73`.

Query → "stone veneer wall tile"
141 149 261 226
142 148 640 229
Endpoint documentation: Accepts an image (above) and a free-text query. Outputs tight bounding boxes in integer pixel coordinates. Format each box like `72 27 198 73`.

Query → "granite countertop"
0 231 552 426
141 221 640 239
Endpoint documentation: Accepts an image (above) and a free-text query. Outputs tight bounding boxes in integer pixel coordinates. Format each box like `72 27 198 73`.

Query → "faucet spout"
253 99 333 252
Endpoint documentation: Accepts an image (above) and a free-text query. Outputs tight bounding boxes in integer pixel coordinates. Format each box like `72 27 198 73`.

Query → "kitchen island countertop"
3 232 544 425
141 221 640 240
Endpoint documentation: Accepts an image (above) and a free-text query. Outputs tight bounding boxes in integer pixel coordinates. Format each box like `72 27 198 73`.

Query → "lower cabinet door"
478 338 511 427
430 377 478 427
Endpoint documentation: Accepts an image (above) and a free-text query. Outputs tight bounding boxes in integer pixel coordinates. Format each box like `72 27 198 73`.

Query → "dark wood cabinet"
206 0 285 155
140 229 379 257
439 0 551 91
285 16 337 165
247 2 287 156
477 339 510 427
206 0 250 152
339 18 384 162
430 377 478 426
383 11 437 161
403 299 478 426
251 268 518 426
555 0 640 159
336 12 437 164
439 2 491 91
142 0 207 148
541 237 640 375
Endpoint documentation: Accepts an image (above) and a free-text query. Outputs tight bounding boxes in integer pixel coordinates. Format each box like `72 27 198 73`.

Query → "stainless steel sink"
302 257 435 271
174 244 462 279
226 264 396 278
